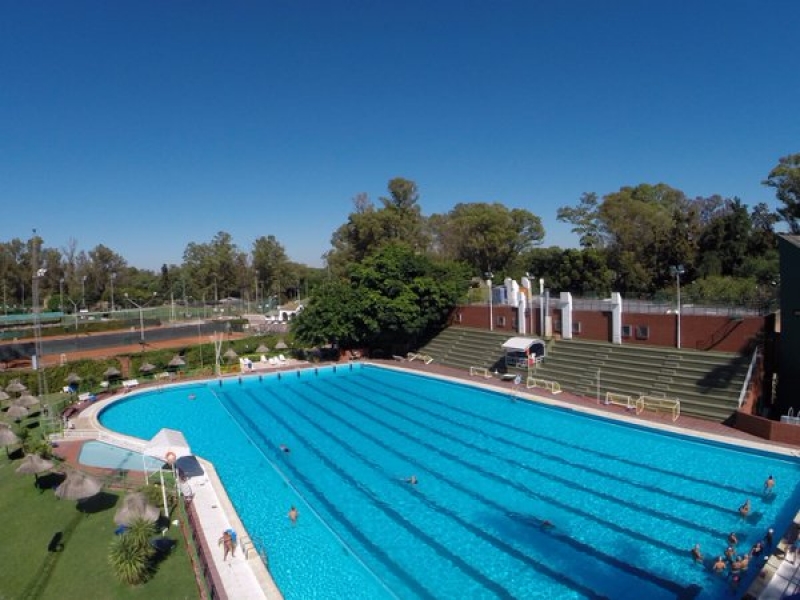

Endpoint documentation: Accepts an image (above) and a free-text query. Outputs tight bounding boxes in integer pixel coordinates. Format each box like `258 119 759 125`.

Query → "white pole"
539 278 544 336
159 468 169 518
488 277 493 331
676 271 682 349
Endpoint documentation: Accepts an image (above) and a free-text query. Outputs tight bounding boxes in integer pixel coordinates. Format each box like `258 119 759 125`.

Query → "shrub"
108 518 157 586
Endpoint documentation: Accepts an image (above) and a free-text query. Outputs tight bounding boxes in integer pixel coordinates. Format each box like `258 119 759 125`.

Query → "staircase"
419 327 751 422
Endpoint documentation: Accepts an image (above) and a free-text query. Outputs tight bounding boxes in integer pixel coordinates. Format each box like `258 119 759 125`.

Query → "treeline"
1 152 797 314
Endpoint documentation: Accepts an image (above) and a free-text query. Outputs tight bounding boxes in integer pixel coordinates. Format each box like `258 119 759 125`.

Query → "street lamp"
81 275 87 309
59 278 64 313
539 278 545 337
670 265 685 349
485 272 494 331
124 292 158 349
110 272 116 312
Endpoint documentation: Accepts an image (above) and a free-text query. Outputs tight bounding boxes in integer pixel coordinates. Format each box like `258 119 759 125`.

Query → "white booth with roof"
502 337 546 369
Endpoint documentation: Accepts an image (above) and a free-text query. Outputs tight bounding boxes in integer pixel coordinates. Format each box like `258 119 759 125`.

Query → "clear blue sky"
2 1 798 271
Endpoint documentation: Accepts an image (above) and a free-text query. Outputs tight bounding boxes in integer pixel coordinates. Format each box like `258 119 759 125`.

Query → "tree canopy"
292 245 469 351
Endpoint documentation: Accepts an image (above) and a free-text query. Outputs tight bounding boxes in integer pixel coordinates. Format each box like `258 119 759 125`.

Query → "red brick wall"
734 411 800 445
450 305 765 353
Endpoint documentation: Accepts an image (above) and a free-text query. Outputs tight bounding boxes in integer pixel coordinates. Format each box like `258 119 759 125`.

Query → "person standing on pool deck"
219 530 234 561
288 505 298 525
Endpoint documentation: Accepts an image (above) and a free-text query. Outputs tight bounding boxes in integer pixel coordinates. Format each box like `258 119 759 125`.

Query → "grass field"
0 451 200 600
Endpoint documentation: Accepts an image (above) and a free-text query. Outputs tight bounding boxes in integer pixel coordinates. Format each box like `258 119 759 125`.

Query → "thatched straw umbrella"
15 453 55 482
65 373 82 385
139 362 156 374
0 424 19 456
103 366 122 379
275 339 288 350
16 394 40 408
167 355 185 368
5 380 27 394
114 492 160 526
223 348 238 363
256 344 270 354
6 404 29 420
55 471 102 501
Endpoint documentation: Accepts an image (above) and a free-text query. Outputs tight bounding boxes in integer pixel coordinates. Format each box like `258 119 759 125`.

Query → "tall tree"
182 231 245 302
252 235 293 305
763 153 800 234
429 202 544 276
293 245 469 350
556 192 603 248
327 178 429 273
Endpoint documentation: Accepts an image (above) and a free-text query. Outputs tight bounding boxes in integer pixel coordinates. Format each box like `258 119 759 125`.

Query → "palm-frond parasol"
16 394 40 408
256 344 270 353
16 454 55 481
275 339 288 350
167 355 185 368
114 492 160 526
55 471 102 501
0 425 19 447
65 373 82 385
139 362 156 373
5 380 27 394
103 366 122 379
0 390 10 402
6 404 29 419
223 348 238 362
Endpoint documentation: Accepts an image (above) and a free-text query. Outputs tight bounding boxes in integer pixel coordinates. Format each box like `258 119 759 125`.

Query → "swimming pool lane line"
213 387 403 600
360 370 760 498
329 377 741 548
290 382 701 598
221 389 438 600
337 376 734 507
256 386 668 600
341 377 742 521
243 386 599 600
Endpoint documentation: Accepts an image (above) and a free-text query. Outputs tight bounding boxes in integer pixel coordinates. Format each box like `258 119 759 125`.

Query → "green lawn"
0 454 200 600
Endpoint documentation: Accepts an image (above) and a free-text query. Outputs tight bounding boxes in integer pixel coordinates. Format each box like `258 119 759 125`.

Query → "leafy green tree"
293 245 469 351
429 202 544 275
763 152 800 233
252 235 294 305
327 178 429 274
556 192 604 248
182 231 246 302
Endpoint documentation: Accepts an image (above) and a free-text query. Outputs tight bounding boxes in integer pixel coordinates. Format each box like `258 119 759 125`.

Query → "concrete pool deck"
54 360 800 599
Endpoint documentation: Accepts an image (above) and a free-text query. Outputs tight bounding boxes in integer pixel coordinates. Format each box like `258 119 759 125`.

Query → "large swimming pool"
99 364 800 599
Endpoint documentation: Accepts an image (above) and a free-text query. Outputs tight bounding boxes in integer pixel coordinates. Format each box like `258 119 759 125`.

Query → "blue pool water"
99 365 800 599
78 440 166 471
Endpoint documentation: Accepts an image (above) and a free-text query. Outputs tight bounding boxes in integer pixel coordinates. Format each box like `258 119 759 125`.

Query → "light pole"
59 278 64 313
110 272 116 312
485 272 494 331
670 265 685 349
81 275 87 309
125 292 157 349
539 278 545 337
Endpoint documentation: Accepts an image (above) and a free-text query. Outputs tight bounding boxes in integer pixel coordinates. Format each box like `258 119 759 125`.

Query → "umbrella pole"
159 469 169 518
